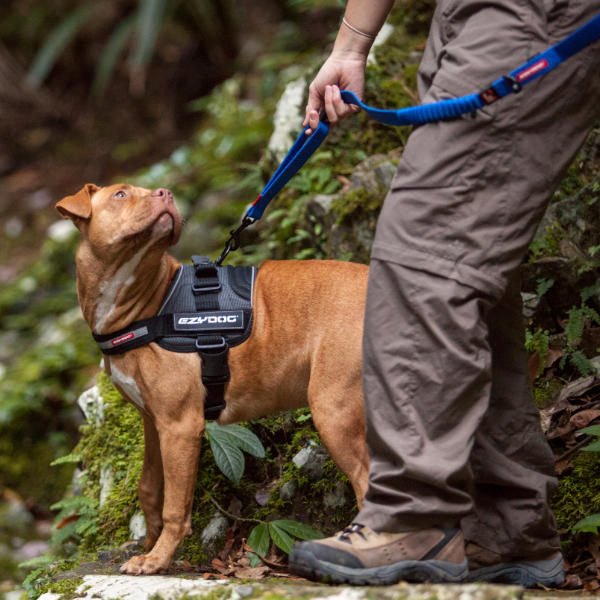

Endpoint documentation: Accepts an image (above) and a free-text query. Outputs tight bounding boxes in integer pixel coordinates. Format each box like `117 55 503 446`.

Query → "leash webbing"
216 11 600 263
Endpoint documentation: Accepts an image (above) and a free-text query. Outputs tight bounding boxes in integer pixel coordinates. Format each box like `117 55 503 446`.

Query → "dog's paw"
120 553 169 575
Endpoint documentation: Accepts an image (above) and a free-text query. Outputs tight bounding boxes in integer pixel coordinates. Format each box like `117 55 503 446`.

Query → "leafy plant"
525 327 551 378
204 422 265 485
558 305 600 376
48 496 99 547
246 519 323 567
26 4 95 88
26 0 239 96
571 425 600 534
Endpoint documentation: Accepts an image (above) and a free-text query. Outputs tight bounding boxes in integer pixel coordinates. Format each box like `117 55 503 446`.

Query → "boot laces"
339 523 367 543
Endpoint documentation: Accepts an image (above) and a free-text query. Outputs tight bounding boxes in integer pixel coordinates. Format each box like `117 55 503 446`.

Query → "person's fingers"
331 85 352 118
324 85 338 123
304 82 322 123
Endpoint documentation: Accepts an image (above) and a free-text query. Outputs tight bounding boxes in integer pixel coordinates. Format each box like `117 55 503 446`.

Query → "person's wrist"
332 24 373 57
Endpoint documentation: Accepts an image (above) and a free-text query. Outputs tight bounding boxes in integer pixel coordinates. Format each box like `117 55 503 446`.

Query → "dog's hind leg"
308 377 369 509
138 414 164 552
121 414 204 575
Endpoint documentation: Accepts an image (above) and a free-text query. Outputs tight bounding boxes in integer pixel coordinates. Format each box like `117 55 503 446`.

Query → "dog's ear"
56 183 99 221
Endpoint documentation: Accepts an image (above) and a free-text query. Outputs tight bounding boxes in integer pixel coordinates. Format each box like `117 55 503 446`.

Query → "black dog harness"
93 256 256 420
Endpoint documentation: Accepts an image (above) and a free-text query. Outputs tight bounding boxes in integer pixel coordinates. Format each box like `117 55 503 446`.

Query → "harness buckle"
192 282 222 294
195 336 227 352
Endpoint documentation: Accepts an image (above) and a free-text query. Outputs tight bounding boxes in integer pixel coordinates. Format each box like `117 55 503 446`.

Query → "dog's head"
56 183 182 257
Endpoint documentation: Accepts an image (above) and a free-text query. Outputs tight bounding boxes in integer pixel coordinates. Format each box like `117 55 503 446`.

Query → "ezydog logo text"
173 311 244 331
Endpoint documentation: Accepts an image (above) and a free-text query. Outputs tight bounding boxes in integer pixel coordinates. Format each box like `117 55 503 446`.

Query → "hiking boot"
465 543 565 587
289 523 468 585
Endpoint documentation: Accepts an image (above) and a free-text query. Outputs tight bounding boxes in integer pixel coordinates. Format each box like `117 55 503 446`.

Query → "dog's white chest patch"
110 364 145 410
94 240 153 333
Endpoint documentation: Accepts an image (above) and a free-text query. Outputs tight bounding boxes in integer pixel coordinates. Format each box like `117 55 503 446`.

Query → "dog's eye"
114 190 126 199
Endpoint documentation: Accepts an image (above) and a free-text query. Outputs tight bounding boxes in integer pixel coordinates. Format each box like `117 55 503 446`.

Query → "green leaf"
582 440 600 452
50 452 81 466
247 523 270 558
130 0 168 69
572 513 600 534
271 519 324 541
579 425 600 437
565 307 586 346
569 349 594 377
27 4 95 87
248 552 263 567
206 429 245 485
92 16 136 97
269 522 295 554
535 278 555 298
207 423 265 458
296 411 312 423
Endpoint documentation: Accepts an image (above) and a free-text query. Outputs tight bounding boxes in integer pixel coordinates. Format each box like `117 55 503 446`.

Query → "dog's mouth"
124 209 181 245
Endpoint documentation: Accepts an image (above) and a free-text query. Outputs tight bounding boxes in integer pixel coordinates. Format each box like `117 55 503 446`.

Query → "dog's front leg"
120 419 203 574
138 414 164 552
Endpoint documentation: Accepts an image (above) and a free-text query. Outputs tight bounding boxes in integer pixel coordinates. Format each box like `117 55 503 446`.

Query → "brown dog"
56 183 369 575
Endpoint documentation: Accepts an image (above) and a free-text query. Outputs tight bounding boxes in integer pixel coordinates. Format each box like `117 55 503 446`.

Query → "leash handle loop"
245 120 330 221
217 11 600 263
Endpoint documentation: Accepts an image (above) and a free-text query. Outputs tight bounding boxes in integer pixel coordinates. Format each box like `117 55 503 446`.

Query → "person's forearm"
333 0 396 56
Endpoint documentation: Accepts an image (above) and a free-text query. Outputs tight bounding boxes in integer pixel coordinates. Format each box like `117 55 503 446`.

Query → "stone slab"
38 575 531 600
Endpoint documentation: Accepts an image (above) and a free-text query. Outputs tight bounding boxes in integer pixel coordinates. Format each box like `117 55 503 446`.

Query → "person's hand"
303 51 366 134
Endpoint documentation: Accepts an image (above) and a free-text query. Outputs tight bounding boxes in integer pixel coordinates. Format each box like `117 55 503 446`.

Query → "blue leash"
216 11 600 265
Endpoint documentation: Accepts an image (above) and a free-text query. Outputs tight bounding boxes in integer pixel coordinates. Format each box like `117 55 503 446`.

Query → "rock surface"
38 575 531 600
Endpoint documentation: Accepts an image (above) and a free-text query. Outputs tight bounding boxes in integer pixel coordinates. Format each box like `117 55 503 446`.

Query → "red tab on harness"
112 332 135 346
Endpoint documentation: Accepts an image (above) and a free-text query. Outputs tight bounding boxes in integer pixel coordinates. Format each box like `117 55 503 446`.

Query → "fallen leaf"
528 352 541 383
56 513 79 529
219 531 236 561
236 556 250 568
570 409 600 430
583 579 600 592
211 557 233 575
555 459 573 475
232 565 270 579
203 572 228 580
588 535 600 569
564 573 583 589
545 348 563 368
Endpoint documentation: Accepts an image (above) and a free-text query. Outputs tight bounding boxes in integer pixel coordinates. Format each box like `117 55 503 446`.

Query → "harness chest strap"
92 257 256 420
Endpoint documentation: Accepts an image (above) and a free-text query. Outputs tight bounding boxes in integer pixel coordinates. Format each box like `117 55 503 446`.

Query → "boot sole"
466 553 565 588
289 546 468 585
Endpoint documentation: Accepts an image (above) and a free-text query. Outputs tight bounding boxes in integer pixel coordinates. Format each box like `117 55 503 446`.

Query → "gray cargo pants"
356 0 600 558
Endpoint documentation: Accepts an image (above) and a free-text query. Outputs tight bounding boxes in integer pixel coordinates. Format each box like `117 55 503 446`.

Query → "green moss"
389 0 436 35
72 372 144 551
37 577 83 600
552 452 600 533
528 222 562 260
331 187 385 226
532 378 563 409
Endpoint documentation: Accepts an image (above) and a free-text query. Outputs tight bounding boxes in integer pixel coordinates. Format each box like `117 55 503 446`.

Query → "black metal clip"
503 74 522 94
215 216 254 266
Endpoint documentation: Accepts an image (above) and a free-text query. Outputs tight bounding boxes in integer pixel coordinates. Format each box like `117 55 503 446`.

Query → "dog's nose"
153 188 173 203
